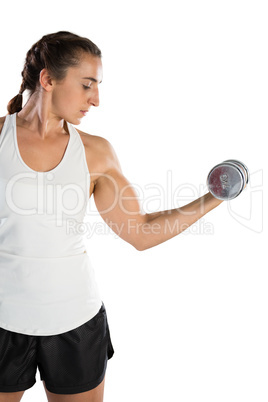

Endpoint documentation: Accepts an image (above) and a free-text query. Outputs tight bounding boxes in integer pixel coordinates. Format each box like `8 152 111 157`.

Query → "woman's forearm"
137 192 223 250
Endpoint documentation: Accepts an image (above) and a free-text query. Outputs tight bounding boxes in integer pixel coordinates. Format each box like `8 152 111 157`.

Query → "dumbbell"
207 159 249 200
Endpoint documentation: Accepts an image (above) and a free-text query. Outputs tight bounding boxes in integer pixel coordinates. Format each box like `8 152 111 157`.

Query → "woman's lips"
80 110 88 116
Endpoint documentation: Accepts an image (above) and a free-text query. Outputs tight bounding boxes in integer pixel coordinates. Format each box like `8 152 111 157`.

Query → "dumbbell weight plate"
223 159 249 185
207 162 245 200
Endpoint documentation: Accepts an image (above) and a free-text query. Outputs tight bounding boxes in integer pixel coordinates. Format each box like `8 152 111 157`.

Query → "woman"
0 31 223 402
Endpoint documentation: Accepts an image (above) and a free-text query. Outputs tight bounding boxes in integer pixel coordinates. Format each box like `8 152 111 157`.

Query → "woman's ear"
39 68 54 93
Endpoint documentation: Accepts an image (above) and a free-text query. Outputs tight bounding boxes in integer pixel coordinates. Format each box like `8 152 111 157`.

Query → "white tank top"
0 112 102 335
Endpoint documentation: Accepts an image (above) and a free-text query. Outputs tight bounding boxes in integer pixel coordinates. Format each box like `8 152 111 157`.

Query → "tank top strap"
0 114 12 148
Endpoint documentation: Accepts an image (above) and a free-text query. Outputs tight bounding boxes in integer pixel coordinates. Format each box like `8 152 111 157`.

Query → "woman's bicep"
93 168 146 249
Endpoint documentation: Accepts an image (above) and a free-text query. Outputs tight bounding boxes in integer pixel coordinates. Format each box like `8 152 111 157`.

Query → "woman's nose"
88 88 99 107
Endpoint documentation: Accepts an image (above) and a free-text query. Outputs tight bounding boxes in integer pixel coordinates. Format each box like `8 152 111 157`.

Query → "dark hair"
7 31 102 115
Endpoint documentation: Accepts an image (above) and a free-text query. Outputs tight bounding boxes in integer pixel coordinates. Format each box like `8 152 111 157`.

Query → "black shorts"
0 302 114 395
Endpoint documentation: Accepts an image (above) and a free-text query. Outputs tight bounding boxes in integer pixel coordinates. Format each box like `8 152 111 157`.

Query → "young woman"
0 31 223 402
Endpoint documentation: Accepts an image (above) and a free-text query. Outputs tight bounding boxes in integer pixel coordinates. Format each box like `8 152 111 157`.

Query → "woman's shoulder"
76 128 115 158
76 128 121 174
76 128 110 148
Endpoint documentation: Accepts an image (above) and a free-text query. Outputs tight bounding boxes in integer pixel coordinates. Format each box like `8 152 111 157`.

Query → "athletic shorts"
0 302 114 395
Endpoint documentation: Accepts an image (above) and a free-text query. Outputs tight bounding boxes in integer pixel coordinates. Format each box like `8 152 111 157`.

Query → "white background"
0 1 267 401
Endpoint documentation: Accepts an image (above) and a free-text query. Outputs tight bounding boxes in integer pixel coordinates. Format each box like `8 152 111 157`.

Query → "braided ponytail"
7 80 26 115
7 31 102 115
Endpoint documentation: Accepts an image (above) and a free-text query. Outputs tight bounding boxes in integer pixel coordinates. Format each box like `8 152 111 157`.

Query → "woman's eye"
83 85 91 90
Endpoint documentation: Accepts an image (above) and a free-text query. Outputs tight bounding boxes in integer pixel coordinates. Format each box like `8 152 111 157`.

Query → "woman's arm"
93 139 223 251
139 193 223 250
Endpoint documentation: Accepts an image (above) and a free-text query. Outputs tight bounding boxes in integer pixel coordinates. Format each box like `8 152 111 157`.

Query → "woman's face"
51 53 103 125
